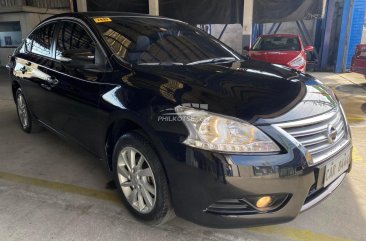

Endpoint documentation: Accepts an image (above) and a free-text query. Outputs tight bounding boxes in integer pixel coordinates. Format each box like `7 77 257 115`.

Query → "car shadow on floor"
336 84 366 95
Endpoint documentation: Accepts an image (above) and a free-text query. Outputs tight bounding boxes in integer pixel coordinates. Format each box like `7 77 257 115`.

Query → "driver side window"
55 21 97 65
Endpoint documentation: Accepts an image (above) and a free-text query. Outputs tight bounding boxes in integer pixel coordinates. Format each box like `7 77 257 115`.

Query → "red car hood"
249 51 302 65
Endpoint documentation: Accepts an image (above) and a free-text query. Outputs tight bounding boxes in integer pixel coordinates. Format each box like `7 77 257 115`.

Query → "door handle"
25 61 32 66
41 83 52 91
20 66 27 74
47 77 59 86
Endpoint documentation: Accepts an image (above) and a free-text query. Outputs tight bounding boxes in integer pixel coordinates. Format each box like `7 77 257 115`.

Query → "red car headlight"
289 56 306 68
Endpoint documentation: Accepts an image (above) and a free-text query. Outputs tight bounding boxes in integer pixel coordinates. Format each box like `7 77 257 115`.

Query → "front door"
43 20 112 152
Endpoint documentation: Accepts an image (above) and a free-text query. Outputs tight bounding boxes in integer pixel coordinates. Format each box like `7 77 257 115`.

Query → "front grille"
279 109 349 165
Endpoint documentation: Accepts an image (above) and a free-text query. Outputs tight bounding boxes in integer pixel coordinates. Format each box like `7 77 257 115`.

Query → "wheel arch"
11 80 21 102
104 118 170 183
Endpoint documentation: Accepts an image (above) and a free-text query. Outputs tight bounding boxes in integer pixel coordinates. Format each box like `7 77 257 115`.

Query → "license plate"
323 149 351 187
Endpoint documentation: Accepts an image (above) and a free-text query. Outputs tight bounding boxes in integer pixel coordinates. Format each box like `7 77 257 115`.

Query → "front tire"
112 131 174 225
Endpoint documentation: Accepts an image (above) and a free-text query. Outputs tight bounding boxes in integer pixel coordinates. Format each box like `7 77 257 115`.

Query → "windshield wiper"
138 62 184 66
187 57 237 65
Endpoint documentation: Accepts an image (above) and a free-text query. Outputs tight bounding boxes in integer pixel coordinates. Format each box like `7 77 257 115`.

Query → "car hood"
249 51 302 65
126 60 337 124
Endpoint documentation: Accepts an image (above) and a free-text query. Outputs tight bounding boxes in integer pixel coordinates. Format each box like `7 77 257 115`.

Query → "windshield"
252 36 301 51
94 17 241 65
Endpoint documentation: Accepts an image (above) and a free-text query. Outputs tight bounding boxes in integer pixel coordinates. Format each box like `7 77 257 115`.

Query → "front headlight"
289 56 306 68
175 106 280 153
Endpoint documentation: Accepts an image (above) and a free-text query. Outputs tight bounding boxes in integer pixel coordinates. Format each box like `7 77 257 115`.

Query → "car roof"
44 11 182 23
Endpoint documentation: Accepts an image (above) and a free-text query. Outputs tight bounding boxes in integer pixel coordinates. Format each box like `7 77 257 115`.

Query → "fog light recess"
242 193 290 212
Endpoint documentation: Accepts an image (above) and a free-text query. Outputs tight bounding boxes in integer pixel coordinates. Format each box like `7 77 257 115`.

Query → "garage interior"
0 0 366 241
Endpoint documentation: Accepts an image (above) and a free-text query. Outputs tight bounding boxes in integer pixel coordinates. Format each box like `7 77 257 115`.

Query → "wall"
0 48 15 66
346 0 366 68
0 31 22 47
210 24 243 53
0 13 24 66
23 12 54 37
0 12 54 66
263 20 316 44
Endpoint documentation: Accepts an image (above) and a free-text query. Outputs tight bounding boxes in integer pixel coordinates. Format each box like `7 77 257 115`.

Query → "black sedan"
7 12 352 228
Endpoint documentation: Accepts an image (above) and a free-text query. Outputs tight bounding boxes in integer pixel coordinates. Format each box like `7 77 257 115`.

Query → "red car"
351 44 366 75
245 34 314 72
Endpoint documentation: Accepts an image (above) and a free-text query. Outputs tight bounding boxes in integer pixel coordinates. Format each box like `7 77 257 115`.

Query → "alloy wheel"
117 147 157 214
17 94 29 129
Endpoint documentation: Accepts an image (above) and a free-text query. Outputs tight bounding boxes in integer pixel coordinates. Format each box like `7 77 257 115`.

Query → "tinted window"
252 37 301 51
56 21 96 64
28 23 56 56
95 17 240 65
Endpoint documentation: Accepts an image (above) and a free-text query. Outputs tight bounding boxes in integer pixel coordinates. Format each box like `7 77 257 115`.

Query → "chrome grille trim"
275 110 338 129
286 113 341 138
275 109 350 165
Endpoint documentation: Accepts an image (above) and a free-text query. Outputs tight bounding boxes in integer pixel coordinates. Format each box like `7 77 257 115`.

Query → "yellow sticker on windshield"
93 17 112 23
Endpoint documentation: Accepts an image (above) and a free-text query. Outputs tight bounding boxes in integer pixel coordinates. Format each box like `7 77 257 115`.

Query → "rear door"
13 22 57 122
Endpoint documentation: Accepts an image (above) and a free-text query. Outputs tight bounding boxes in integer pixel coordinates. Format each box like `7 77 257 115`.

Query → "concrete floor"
0 68 365 241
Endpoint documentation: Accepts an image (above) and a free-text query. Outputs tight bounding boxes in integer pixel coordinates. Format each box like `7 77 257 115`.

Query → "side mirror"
304 46 314 52
243 46 250 51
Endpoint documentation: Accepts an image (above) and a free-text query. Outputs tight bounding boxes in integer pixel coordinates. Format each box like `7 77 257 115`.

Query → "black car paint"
9 12 350 228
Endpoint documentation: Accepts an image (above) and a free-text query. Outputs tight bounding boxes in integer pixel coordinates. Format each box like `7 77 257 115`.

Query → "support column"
76 0 87 12
335 0 353 73
149 0 159 16
345 0 366 70
320 0 335 70
242 0 254 52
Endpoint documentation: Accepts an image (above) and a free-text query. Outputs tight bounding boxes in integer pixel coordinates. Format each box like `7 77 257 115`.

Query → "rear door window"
27 23 56 57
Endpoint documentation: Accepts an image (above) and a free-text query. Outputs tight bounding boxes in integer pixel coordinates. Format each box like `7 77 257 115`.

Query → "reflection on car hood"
127 60 336 124
255 78 338 125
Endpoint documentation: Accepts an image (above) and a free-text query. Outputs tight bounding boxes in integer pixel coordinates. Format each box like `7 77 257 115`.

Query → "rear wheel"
112 131 174 225
15 88 41 133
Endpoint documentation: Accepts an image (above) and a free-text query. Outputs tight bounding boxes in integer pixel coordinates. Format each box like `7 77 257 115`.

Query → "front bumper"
155 126 352 228
301 172 347 212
